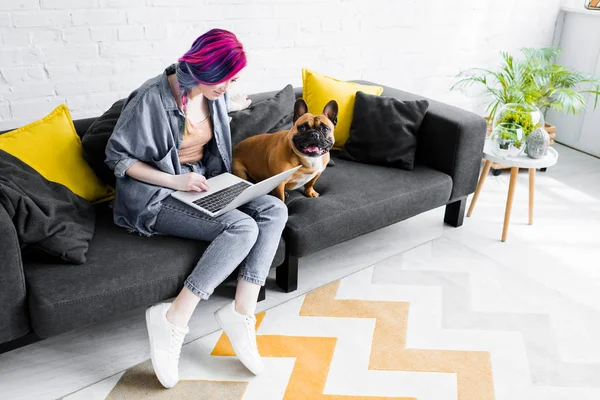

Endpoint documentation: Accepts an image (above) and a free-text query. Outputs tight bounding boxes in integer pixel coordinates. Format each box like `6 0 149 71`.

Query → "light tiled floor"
0 143 599 400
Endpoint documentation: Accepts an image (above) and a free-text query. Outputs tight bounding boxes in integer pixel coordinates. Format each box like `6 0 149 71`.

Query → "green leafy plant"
492 123 524 150
494 104 538 137
451 47 600 120
498 139 511 150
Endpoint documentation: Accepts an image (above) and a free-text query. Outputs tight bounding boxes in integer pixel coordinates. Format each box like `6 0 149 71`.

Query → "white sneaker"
214 300 264 375
145 303 189 388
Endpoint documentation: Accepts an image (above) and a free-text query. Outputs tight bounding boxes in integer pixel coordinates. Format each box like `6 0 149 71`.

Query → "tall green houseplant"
451 47 600 122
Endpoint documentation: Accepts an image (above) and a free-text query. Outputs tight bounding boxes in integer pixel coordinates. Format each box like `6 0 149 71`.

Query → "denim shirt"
105 65 233 236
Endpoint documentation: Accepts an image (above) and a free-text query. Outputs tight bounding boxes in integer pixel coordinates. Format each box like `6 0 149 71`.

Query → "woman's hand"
171 172 210 192
229 93 252 112
125 162 210 192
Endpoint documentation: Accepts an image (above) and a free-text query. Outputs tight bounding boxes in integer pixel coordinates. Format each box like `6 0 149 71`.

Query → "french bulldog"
232 98 338 201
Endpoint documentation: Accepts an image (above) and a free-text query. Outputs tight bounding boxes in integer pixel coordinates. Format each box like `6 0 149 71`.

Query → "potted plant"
492 102 544 139
451 47 600 144
490 122 525 158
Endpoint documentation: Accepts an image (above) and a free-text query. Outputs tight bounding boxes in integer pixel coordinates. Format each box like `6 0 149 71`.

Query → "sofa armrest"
0 205 30 343
353 81 486 201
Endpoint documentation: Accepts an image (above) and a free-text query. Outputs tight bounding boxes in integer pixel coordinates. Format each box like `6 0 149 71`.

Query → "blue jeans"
154 194 288 300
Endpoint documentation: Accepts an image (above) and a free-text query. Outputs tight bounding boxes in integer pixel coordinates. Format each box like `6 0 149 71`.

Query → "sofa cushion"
0 104 114 204
229 84 295 147
301 68 383 150
23 204 286 338
283 152 452 257
341 91 429 170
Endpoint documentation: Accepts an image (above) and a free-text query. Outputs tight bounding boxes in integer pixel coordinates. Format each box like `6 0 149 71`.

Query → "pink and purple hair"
176 29 247 96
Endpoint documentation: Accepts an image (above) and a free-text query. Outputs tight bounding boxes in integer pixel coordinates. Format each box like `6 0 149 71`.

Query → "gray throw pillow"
340 91 429 170
229 84 295 147
82 98 126 188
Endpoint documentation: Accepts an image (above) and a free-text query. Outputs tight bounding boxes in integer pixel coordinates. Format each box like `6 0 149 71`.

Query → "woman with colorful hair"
105 29 287 388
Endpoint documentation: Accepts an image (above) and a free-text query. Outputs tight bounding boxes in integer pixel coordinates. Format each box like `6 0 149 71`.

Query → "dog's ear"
293 98 309 123
323 100 338 125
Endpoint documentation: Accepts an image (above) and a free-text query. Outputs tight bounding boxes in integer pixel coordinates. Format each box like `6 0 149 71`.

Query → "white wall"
0 0 575 130
563 0 589 7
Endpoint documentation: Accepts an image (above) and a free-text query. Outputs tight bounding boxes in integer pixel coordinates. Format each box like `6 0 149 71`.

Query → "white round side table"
467 139 559 242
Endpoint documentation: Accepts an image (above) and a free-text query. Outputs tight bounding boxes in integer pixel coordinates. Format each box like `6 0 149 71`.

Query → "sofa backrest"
248 86 303 105
0 116 97 139
0 86 304 139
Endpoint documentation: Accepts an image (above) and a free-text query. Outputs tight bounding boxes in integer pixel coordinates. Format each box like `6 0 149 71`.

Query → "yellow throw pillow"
302 68 383 149
0 104 114 204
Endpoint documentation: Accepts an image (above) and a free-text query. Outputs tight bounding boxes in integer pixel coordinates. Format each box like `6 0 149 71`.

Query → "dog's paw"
305 188 320 198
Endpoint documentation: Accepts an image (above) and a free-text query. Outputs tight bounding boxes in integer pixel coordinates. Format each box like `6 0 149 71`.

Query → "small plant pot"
490 123 525 158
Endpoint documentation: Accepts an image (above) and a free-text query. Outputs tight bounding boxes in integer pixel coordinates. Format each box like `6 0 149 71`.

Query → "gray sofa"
0 81 486 352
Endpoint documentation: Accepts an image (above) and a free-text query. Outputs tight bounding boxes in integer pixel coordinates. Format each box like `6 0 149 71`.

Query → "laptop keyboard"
192 181 251 213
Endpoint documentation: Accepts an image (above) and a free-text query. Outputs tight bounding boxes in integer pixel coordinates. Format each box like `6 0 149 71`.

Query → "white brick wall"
0 0 574 130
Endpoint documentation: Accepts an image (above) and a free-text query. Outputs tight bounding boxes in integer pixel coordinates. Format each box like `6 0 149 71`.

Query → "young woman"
105 29 287 388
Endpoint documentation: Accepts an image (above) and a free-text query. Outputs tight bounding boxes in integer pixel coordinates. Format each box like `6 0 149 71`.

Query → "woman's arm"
126 161 209 192
105 91 209 193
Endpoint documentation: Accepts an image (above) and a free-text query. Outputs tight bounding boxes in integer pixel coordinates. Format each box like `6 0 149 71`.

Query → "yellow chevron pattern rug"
98 273 493 400
66 237 600 399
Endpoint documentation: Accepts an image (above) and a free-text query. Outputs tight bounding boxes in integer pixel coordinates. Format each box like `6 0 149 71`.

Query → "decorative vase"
489 123 525 158
526 127 550 159
492 103 545 139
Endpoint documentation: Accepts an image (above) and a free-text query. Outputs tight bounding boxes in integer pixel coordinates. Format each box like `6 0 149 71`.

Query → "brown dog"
232 98 338 202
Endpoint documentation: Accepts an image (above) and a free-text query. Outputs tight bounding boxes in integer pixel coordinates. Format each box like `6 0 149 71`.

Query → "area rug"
65 236 600 400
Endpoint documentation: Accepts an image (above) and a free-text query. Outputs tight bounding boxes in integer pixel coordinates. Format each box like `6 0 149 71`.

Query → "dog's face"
289 99 338 158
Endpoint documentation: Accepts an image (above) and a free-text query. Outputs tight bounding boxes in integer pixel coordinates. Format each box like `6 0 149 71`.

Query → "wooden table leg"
529 168 535 225
467 160 493 217
502 167 519 242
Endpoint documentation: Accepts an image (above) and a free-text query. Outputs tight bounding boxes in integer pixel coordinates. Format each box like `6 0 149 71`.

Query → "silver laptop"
170 166 301 217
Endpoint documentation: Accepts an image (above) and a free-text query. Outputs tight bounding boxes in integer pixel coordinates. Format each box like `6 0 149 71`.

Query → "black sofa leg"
276 251 298 293
258 285 266 302
0 332 42 354
444 198 467 227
